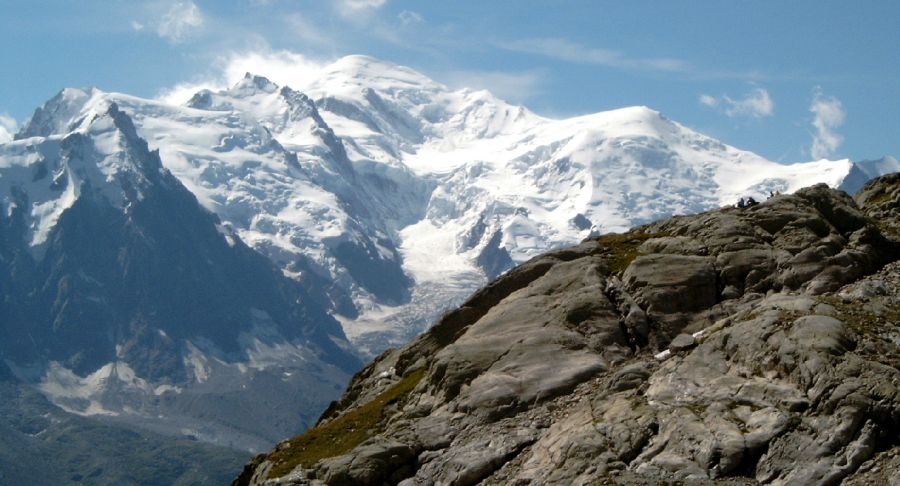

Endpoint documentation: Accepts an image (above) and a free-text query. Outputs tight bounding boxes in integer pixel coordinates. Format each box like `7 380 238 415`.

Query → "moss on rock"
267 368 426 477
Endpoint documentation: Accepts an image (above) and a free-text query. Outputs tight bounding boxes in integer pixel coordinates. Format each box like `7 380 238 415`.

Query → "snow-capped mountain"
840 155 900 194
1 55 894 457
289 56 869 352
1 102 360 451
13 55 876 356
18 80 426 320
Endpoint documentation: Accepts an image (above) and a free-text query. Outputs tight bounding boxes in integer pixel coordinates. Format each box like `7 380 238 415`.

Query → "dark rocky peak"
98 102 166 175
239 177 900 485
186 74 280 111
56 103 174 207
185 88 215 110
2 96 366 455
279 85 319 120
234 72 279 94
185 88 235 112
278 85 350 164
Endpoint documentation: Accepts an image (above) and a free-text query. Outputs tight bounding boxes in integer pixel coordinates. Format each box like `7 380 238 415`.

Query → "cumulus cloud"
0 114 18 143
156 1 205 43
699 88 774 118
443 70 544 103
809 88 846 159
157 49 329 105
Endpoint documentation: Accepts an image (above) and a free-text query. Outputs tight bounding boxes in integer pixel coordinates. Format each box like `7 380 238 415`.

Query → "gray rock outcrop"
237 176 900 486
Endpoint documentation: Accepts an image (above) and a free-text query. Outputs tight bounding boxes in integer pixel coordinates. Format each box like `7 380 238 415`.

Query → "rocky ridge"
237 174 900 485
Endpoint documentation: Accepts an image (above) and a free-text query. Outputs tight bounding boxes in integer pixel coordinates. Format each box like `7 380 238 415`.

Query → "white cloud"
398 10 424 25
499 37 690 73
337 0 387 17
0 114 17 143
156 1 204 43
157 49 330 105
699 88 774 118
699 94 717 107
809 88 845 159
443 70 544 103
157 80 221 106
218 50 328 88
131 20 145 31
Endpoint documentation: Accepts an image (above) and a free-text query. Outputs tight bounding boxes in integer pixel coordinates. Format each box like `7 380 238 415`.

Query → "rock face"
238 176 900 486
0 104 360 454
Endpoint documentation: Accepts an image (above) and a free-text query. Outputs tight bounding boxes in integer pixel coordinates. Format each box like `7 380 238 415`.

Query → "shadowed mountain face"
0 104 362 476
839 156 900 195
0 104 358 374
239 174 900 486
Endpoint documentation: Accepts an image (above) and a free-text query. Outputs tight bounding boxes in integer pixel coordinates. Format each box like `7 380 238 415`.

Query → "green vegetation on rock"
595 232 664 274
821 296 900 338
267 368 426 477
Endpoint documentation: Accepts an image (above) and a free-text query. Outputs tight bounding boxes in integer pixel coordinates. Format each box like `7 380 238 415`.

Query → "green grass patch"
595 232 666 274
267 368 426 477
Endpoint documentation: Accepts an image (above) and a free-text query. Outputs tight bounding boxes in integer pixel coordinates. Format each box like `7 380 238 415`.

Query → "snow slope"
297 56 860 352
9 55 883 357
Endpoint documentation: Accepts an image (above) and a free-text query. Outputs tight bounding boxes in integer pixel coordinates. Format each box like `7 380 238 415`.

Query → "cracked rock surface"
237 176 900 486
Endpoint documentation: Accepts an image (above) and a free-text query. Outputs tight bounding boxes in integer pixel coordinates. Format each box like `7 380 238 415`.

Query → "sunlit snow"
1 54 869 354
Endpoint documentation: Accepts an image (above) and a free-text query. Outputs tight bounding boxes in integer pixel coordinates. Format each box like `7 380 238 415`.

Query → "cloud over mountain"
700 87 774 118
810 88 846 159
0 113 16 143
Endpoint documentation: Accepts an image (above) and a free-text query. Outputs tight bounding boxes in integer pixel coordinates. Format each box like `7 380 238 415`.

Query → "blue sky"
1 1 898 163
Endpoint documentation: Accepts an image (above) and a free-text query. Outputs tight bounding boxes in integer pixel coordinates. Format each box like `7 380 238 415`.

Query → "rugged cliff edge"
237 174 900 485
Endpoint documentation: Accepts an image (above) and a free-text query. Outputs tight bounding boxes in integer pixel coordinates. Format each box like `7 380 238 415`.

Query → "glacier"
8 55 880 358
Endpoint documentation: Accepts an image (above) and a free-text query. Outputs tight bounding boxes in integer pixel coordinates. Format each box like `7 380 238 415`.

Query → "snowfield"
6 55 875 357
